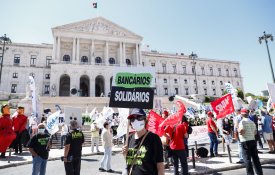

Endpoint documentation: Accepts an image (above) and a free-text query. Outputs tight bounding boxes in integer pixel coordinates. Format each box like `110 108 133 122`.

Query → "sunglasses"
130 115 146 123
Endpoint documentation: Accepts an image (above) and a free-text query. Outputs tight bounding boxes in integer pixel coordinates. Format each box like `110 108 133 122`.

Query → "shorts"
263 132 274 141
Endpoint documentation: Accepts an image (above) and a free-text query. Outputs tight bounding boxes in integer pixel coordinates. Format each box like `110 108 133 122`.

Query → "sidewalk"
0 142 275 174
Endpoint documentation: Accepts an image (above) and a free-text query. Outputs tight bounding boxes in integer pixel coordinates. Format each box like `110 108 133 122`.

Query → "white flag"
46 110 61 135
116 108 129 138
225 83 237 99
29 76 38 118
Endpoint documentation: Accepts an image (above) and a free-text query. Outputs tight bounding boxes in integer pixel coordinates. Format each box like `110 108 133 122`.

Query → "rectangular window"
212 80 215 85
142 62 144 66
192 66 195 74
30 55 36 66
234 68 238 77
46 56 52 67
12 73 18 78
204 88 207 95
184 79 188 84
164 88 168 95
182 65 186 74
14 54 20 64
213 89 216 95
218 68 221 76
174 79 178 84
210 67 213 76
220 81 223 85
11 84 17 93
44 85 50 94
151 63 155 67
201 67 205 75
185 88 189 95
162 64 166 73
175 88 178 95
45 74 50 79
203 80 206 84
226 69 229 77
172 64 177 73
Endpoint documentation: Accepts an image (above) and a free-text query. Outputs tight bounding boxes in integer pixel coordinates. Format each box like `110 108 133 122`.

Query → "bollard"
222 137 225 152
191 148 196 168
227 145 232 163
195 141 198 152
8 148 11 163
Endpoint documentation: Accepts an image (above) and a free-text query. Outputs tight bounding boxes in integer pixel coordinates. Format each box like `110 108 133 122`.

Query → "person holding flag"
122 108 164 175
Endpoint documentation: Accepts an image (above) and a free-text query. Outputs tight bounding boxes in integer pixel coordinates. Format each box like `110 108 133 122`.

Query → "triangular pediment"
53 17 142 40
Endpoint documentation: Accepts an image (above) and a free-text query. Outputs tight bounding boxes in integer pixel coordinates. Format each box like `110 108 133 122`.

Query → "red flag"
210 94 235 119
159 100 186 128
146 110 165 136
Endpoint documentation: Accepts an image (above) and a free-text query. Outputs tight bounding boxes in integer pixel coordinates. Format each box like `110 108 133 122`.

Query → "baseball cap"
241 108 248 115
128 108 146 119
207 111 213 116
163 110 169 116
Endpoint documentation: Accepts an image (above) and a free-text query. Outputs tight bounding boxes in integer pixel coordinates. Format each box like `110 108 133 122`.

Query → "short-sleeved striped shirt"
238 118 256 142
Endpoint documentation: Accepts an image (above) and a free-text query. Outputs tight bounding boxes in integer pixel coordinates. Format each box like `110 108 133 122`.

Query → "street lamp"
189 52 198 94
259 31 274 83
0 34 12 84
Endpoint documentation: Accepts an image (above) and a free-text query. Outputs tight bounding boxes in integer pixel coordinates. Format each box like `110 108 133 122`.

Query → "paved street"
208 163 275 175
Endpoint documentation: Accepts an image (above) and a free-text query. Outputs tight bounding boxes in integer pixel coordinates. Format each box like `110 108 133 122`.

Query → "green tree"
237 88 244 100
245 92 256 97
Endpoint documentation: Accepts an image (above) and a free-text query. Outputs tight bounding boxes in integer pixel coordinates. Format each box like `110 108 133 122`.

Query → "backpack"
196 147 209 158
187 126 193 134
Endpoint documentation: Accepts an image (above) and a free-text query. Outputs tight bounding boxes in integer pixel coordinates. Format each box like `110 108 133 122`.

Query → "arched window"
109 57 115 64
81 56 88 63
164 79 167 83
126 59 131 66
63 55 70 62
95 57 102 64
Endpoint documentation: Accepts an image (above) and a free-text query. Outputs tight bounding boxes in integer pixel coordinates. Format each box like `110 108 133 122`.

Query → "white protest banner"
175 95 200 109
188 125 209 145
46 111 61 135
29 76 38 118
116 108 129 138
109 67 155 109
225 83 237 99
267 83 275 103
64 107 82 127
89 107 97 120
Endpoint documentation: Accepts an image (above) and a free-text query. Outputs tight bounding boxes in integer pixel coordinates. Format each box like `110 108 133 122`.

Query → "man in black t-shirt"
64 120 84 175
122 108 164 175
28 123 51 175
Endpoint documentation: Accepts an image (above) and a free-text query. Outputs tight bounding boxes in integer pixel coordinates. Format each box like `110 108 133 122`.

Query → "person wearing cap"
262 109 275 153
122 108 164 175
238 108 263 175
234 108 244 163
64 120 84 175
90 121 100 153
206 111 219 157
99 121 114 173
12 106 28 154
28 123 52 175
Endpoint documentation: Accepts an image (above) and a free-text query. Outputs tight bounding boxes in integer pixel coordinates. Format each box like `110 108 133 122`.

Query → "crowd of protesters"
1 102 275 175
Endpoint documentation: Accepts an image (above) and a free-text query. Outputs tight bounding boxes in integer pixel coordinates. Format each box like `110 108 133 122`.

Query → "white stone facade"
0 17 243 99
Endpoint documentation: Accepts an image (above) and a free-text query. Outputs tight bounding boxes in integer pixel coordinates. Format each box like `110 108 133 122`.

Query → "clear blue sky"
1 0 275 95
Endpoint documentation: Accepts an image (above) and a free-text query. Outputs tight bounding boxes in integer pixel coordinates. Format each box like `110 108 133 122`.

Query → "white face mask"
38 128 45 134
131 120 145 132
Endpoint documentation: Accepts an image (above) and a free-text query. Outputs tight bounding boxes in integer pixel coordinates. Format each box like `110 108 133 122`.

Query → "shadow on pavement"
81 158 98 162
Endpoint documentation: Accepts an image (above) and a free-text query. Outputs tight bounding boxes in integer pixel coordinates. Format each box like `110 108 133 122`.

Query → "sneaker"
236 160 244 164
107 169 114 173
99 167 106 171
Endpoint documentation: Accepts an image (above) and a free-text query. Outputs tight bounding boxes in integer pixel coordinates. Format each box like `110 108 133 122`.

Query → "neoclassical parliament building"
0 17 243 101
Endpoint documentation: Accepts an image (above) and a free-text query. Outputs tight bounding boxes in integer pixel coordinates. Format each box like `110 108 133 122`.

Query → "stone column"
105 41 109 65
57 37 61 61
90 40 95 64
105 76 110 97
119 42 123 65
72 38 76 62
90 76 95 97
139 43 142 65
76 38 80 63
123 42 126 65
136 43 139 66
53 36 57 60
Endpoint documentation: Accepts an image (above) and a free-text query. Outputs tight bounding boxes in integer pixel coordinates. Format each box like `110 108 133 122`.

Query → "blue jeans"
238 140 244 161
208 132 218 155
100 147 112 170
172 149 188 175
32 156 47 175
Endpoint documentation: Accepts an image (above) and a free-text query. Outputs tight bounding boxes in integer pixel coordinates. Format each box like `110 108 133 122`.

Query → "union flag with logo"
210 94 235 119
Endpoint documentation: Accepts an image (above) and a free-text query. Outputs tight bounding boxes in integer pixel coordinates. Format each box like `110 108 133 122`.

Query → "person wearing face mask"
99 122 114 173
28 123 52 175
122 108 164 175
